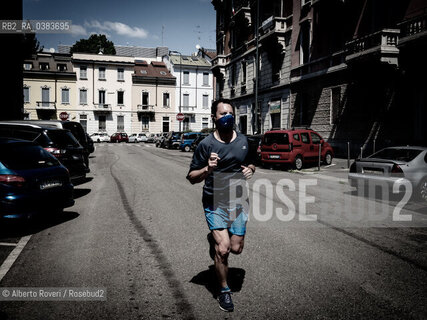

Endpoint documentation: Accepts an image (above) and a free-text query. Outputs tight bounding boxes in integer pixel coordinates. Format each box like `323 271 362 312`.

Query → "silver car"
348 146 427 201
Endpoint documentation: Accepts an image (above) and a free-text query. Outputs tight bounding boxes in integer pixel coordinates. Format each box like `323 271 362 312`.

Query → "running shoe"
207 233 216 260
217 291 234 312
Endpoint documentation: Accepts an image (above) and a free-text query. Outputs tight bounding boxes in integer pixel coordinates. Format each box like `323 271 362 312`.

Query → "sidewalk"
291 157 351 182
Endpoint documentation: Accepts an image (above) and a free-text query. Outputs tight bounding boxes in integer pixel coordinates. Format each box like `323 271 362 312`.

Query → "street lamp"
170 50 182 132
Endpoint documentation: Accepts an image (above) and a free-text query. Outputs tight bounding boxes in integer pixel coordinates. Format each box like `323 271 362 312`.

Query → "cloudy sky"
23 0 216 55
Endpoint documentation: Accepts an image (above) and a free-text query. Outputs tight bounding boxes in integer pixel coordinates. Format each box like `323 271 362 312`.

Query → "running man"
187 98 255 312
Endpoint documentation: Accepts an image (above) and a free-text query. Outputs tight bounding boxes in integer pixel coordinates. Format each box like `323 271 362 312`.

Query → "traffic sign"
59 112 69 121
176 113 185 121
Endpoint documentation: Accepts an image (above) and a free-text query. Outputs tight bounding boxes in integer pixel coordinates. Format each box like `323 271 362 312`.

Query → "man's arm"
187 152 220 184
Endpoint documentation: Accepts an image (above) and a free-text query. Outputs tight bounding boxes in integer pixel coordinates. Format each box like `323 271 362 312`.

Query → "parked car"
1 120 92 167
180 132 202 152
164 131 183 149
146 133 159 143
129 133 148 143
86 133 95 153
348 146 427 201
90 132 110 143
245 134 264 165
110 132 129 143
260 128 334 170
0 138 74 219
0 122 89 181
155 133 169 148
190 133 209 151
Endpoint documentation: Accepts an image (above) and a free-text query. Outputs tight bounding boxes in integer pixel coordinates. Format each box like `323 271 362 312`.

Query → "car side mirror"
320 139 324 146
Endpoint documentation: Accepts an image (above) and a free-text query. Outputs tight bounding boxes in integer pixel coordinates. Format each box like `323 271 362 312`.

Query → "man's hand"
241 165 254 180
208 153 220 173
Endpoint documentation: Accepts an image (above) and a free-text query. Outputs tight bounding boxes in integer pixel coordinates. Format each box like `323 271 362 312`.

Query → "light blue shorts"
203 204 248 236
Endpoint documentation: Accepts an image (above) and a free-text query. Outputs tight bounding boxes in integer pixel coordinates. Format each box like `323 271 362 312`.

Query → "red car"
260 128 334 170
110 132 129 143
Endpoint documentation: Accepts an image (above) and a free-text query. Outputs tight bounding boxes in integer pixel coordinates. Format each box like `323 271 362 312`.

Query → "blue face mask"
216 114 235 131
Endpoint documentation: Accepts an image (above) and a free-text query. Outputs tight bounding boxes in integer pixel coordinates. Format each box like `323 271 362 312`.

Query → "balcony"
36 101 56 110
211 54 227 78
137 105 155 113
181 106 196 112
398 12 427 45
259 16 292 55
345 29 400 66
93 104 112 112
233 4 252 26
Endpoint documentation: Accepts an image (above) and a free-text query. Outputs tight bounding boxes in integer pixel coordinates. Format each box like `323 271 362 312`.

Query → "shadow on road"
0 211 79 239
73 188 91 199
190 265 246 299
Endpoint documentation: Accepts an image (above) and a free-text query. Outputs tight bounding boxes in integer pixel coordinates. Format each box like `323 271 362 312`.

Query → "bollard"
373 139 376 154
360 147 363 159
318 143 322 171
347 142 350 169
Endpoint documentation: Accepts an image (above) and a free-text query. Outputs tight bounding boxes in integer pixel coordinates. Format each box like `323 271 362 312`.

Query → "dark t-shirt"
188 131 253 201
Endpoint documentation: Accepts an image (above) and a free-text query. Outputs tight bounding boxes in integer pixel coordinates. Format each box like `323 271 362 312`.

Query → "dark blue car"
0 138 74 219
179 132 202 152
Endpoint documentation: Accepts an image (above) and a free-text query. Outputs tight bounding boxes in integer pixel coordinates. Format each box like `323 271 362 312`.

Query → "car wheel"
184 145 190 152
324 152 333 165
294 155 303 170
97 139 100 143
418 178 427 202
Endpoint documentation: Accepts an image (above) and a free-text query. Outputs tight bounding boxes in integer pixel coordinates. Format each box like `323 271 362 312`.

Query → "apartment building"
163 54 214 132
212 0 427 155
23 53 77 122
132 60 176 133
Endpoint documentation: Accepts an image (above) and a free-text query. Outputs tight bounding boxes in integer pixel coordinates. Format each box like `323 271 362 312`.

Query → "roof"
133 61 175 80
58 44 168 59
169 55 211 67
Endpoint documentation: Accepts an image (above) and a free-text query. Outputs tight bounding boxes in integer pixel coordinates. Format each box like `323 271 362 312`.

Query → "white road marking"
0 235 31 282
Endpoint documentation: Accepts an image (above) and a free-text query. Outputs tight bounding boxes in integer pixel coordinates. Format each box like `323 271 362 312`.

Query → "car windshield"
263 133 289 145
369 148 422 162
47 130 81 148
0 144 60 169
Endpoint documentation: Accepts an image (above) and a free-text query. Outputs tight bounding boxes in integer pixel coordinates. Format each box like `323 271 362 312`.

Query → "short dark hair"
211 98 235 117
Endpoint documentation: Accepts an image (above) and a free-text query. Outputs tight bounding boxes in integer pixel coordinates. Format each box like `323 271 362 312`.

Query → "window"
117 115 124 131
57 64 67 71
80 115 87 132
117 68 124 81
202 117 209 129
300 22 311 64
183 117 190 131
163 92 170 107
79 89 87 105
183 71 189 84
99 90 106 105
142 92 149 106
99 67 106 80
202 95 209 108
117 91 124 105
310 132 321 144
141 116 149 131
39 62 49 70
203 72 209 86
23 87 29 103
293 133 300 141
99 115 106 131
183 94 189 106
41 88 50 107
330 87 341 125
80 66 87 79
61 88 69 104
301 132 310 144
241 61 247 84
23 63 32 70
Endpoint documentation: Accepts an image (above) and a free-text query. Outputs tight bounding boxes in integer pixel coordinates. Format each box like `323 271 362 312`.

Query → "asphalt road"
0 143 426 319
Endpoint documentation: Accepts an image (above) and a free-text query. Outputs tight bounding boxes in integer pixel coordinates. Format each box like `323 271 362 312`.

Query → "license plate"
363 169 383 175
269 155 280 159
40 181 63 190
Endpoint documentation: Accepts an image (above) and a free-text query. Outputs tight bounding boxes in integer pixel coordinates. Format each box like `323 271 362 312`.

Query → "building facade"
163 54 214 132
212 0 427 155
132 60 176 133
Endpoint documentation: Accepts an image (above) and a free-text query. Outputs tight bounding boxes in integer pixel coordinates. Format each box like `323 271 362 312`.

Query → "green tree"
70 34 116 55
22 33 43 58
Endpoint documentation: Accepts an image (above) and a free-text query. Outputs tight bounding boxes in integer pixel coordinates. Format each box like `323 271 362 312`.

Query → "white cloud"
69 24 87 36
84 20 148 39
